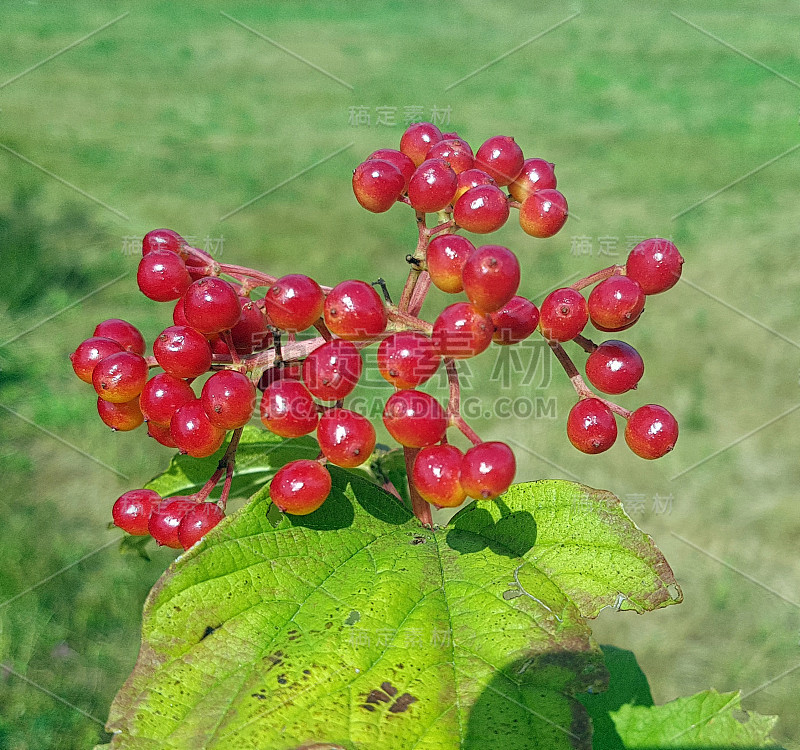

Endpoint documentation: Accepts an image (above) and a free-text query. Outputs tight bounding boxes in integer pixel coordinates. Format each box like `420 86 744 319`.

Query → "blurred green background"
1 1 799 747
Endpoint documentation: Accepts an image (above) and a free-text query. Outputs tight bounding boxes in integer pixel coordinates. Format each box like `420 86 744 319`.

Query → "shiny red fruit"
454 168 497 201
509 158 557 202
137 249 192 302
140 373 195 425
265 274 325 332
453 185 510 234
93 319 145 355
407 159 458 214
400 121 443 166
147 420 177 447
626 239 684 295
183 278 242 334
149 497 196 548
412 444 466 508
585 340 644 395
170 400 226 458
324 280 387 341
317 408 376 468
97 397 144 431
539 288 588 342
426 234 476 294
270 460 331 515
475 136 524 186
491 296 540 345
461 245 520 313
377 331 441 389
92 351 149 403
625 404 678 459
432 302 494 359
460 442 516 499
153 325 212 379
258 363 303 391
519 189 568 238
259 380 319 438
302 339 363 401
112 489 161 535
201 370 256 429
567 398 617 454
588 276 645 331
382 390 447 448
231 300 271 354
352 159 405 213
70 337 124 383
367 148 416 191
178 503 225 549
142 228 186 257
426 137 475 174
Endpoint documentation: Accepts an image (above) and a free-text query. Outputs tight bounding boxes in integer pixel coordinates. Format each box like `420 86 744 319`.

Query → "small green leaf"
106 476 681 748
118 534 152 562
611 689 780 747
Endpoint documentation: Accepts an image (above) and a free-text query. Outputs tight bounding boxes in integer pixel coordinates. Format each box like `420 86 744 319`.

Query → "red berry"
324 280 387 341
519 189 568 238
183 278 242 334
377 331 441 389
258 363 303 391
302 339 363 401
475 136 524 186
426 137 475 174
454 168 497 201
400 121 443 166
317 408 376 468
407 159 458 214
508 158 557 202
140 373 196 425
626 239 684 295
264 274 325 332
352 159 405 213
153 325 212 379
453 185 510 234
97 397 144 431
461 245 520 313
567 398 617 454
112 489 160 535
147 420 177 448
491 296 540 345
539 288 588 342
367 148 416 191
585 340 644 395
92 351 149 403
178 503 225 550
382 390 447 448
231 300 271 354
172 297 190 327
460 441 516 499
149 497 196 548
93 319 145 355
588 276 645 331
137 249 192 302
412 444 466 508
170 400 226 458
432 302 494 359
625 404 678 459
426 234 476 294
270 460 331 515
259 380 319 438
201 370 256 430
70 337 124 383
142 228 186 257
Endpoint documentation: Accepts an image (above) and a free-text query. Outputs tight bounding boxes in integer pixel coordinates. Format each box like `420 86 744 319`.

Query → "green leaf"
119 534 153 562
106 477 680 749
611 689 780 748
144 425 318 499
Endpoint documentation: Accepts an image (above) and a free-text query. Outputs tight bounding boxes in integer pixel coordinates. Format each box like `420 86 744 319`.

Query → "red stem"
404 447 432 528
445 359 482 445
570 264 626 291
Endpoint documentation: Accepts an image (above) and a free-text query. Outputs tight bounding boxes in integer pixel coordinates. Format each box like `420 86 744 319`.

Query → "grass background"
1 1 799 747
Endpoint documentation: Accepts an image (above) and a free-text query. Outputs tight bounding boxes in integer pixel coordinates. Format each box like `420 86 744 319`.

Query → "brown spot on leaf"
200 624 220 641
381 681 397 697
365 689 391 704
277 674 288 685
389 693 417 713
251 693 266 700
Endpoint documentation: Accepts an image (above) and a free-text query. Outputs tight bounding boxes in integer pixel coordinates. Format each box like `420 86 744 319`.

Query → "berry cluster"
71 122 683 540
